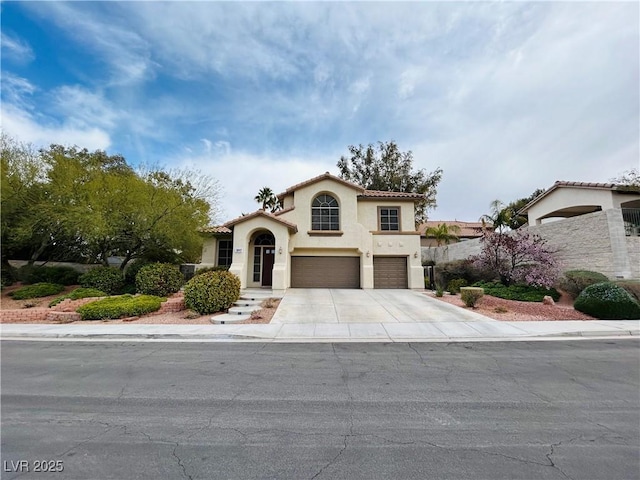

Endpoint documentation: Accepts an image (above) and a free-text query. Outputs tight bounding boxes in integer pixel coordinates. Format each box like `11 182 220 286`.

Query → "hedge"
135 263 184 296
76 294 164 320
49 287 107 307
574 282 640 320
9 283 65 300
183 270 241 315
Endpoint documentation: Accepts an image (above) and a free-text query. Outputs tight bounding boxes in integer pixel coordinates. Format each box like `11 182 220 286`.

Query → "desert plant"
79 267 125 295
21 266 81 286
135 263 184 297
574 282 640 320
614 280 640 304
9 282 65 300
435 259 491 289
183 270 241 315
76 294 164 320
435 285 444 297
460 287 484 308
49 287 107 307
557 270 609 298
446 278 468 294
473 281 560 302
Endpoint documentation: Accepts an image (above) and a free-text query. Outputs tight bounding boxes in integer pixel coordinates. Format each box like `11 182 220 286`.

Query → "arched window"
312 194 339 231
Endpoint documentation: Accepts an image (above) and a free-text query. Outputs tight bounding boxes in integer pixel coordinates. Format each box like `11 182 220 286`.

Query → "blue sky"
2 1 638 223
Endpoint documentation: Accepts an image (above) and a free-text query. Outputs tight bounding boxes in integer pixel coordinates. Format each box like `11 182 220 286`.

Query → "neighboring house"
436 180 640 280
199 172 425 293
418 220 488 247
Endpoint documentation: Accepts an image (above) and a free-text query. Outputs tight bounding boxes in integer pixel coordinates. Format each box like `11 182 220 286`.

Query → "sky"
1 1 639 224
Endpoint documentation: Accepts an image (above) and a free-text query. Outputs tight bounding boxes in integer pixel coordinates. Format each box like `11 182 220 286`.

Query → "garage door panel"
291 257 360 288
374 256 408 289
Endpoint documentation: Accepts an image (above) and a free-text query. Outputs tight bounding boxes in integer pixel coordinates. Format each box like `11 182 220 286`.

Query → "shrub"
473 281 560 302
435 259 491 288
79 267 125 295
614 280 640 304
557 270 609 299
574 282 640 320
447 278 468 294
193 265 231 276
21 266 81 286
1 265 17 287
124 260 152 286
49 287 107 307
76 294 164 320
183 270 241 315
9 282 65 300
435 285 444 297
460 287 484 308
135 263 184 296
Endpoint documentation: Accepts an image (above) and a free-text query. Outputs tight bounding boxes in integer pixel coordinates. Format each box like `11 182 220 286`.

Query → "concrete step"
228 306 260 316
211 314 251 325
240 291 282 301
234 299 263 307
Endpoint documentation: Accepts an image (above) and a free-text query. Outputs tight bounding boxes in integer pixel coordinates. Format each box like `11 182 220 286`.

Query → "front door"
261 248 275 287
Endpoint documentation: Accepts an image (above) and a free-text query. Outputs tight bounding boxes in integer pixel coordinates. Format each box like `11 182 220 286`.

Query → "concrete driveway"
271 289 495 324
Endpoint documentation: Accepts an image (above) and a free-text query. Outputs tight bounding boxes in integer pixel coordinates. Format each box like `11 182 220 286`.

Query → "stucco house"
199 172 425 293
435 180 640 280
418 220 488 247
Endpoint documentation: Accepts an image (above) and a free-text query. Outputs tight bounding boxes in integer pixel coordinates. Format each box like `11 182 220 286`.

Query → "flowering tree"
473 230 560 288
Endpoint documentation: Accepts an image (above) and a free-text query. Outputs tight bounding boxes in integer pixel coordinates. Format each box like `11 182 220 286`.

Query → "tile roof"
359 190 424 200
418 220 489 237
198 226 232 234
519 180 640 213
276 172 365 198
223 210 298 233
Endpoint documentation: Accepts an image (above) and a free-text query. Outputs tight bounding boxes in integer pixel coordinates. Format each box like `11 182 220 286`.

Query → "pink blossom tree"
472 230 560 288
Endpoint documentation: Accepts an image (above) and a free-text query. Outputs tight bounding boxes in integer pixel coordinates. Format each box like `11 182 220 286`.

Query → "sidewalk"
1 319 638 342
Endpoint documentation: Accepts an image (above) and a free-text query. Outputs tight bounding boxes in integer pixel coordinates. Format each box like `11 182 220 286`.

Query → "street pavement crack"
172 443 193 480
546 441 574 480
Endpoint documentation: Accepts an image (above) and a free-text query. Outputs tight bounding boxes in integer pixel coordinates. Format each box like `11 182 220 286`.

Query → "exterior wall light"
414 251 419 258
278 246 283 254
366 251 371 257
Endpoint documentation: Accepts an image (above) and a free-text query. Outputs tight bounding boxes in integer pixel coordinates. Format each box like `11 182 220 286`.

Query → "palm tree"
254 187 281 212
424 223 461 247
479 199 510 233
255 187 275 211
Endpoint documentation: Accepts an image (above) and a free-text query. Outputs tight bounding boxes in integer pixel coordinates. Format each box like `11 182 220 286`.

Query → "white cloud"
1 32 35 63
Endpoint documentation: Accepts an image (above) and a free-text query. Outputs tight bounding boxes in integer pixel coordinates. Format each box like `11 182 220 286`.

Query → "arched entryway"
250 231 276 287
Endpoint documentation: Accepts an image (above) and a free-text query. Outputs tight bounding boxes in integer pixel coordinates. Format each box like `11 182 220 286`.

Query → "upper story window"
379 207 400 231
312 194 340 231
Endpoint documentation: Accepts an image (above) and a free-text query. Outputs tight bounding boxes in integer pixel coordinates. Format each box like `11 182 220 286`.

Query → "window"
217 239 232 267
379 207 400 231
312 194 340 231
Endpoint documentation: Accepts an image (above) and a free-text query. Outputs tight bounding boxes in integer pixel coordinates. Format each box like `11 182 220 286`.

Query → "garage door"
291 256 360 288
373 256 408 289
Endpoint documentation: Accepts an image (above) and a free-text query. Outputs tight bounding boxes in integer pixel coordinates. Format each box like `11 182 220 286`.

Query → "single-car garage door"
373 256 408 289
291 256 360 288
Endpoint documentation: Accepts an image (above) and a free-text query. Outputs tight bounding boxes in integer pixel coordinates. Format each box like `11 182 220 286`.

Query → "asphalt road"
1 340 639 480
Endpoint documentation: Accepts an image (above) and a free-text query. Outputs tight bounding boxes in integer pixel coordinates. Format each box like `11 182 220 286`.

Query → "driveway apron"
270 289 497 324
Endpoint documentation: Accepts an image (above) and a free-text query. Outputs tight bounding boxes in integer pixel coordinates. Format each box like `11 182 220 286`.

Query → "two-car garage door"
290 256 408 289
291 256 360 288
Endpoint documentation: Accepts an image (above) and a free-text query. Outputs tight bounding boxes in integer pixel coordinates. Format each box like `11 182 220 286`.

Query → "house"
418 220 488 247
437 180 640 279
199 172 426 293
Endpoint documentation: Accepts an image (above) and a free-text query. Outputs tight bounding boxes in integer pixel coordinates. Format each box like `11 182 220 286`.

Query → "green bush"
184 270 241 315
557 270 609 298
194 265 231 275
1 265 18 287
447 278 468 294
76 294 164 320
460 287 484 308
135 263 184 296
124 260 152 286
574 282 640 320
435 259 493 289
9 282 65 300
79 267 125 295
473 281 561 302
49 287 107 307
614 280 640 304
435 284 444 297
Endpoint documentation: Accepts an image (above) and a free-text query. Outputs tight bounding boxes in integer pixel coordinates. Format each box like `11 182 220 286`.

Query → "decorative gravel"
430 292 595 321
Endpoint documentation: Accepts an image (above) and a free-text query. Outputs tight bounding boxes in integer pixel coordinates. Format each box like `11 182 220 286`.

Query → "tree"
424 223 461 247
480 189 546 232
610 168 640 187
472 229 560 287
254 187 280 212
337 141 443 224
1 137 218 269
